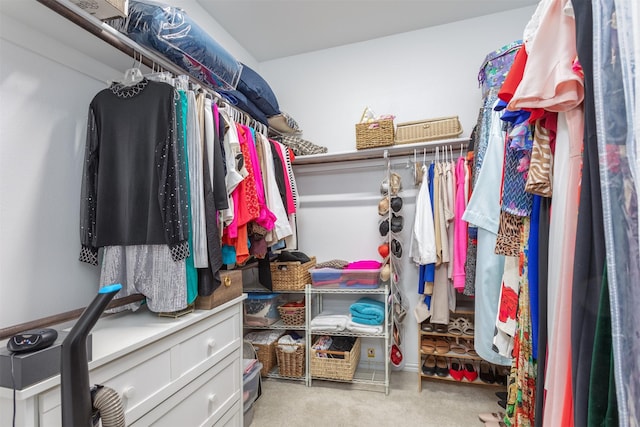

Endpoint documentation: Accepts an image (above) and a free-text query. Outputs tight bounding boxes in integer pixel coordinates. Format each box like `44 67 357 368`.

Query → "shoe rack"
418 300 508 390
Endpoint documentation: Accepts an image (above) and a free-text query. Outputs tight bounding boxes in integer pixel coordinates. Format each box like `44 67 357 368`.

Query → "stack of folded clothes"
349 297 385 325
310 313 349 332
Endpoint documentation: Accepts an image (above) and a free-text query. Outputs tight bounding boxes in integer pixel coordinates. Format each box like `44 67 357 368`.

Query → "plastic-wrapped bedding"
108 0 242 91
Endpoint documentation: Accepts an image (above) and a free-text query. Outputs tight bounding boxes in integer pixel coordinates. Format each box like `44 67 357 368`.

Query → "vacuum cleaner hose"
93 386 125 427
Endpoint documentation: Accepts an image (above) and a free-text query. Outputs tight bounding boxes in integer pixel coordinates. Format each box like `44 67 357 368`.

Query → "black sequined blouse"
79 79 190 265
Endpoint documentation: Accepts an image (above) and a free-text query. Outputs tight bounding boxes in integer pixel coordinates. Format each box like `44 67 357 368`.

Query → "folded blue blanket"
349 297 385 325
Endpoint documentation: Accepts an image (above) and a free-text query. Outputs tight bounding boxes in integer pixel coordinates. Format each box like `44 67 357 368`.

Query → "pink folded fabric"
345 260 382 270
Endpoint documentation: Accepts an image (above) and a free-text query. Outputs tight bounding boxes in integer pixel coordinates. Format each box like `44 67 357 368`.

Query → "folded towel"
347 316 384 334
310 313 349 331
349 297 385 325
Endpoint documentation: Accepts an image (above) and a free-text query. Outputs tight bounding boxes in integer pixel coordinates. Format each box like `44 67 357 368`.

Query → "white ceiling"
196 0 539 62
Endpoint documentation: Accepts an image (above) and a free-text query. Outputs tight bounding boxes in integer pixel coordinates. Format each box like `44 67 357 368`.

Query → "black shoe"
495 367 509 386
435 356 449 377
497 400 506 409
422 355 437 376
479 361 496 384
495 391 507 400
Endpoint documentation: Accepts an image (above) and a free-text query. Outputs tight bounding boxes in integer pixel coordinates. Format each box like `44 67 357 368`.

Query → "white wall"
0 17 106 328
260 6 536 153
175 0 259 69
0 1 533 369
0 0 257 329
261 7 535 370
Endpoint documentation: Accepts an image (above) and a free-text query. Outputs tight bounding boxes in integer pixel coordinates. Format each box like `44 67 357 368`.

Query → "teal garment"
587 268 618 426
177 91 198 304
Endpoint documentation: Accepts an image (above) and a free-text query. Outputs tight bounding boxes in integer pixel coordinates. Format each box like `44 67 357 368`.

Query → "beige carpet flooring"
248 370 505 427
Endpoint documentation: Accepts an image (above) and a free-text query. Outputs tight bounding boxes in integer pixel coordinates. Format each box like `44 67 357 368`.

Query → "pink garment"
346 260 382 270
270 139 296 215
239 125 277 231
213 103 219 137
453 157 468 290
543 108 582 427
508 0 584 113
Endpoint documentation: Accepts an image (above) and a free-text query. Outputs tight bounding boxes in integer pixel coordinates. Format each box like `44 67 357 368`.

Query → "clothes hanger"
121 51 144 86
175 75 189 91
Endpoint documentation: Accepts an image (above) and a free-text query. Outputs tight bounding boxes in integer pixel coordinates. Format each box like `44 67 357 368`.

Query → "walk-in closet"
1 0 638 426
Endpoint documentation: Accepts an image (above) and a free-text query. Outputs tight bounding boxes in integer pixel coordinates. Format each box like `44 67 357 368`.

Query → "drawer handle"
223 276 232 287
207 339 216 349
123 386 136 399
208 393 216 403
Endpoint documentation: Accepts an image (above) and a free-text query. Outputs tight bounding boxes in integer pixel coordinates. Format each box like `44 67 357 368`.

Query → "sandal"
421 322 434 332
449 338 470 354
448 317 465 335
421 337 436 353
462 318 475 336
435 339 450 354
434 323 448 334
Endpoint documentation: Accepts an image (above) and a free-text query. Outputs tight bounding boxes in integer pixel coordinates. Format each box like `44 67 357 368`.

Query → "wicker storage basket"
245 331 284 376
270 257 316 291
394 116 463 144
275 342 306 378
311 337 361 381
277 304 306 326
355 119 395 150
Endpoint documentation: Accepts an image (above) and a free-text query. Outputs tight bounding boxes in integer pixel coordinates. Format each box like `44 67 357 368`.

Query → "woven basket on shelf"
394 116 463 144
247 333 283 377
275 343 306 378
355 119 395 150
310 337 361 381
277 305 306 326
270 257 316 291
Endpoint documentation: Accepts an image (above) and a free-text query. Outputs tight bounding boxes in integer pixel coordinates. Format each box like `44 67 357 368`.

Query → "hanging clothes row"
78 69 299 314
410 145 473 334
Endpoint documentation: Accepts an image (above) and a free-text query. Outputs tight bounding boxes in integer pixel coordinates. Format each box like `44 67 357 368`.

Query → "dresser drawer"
38 350 172 426
173 306 240 378
133 356 241 427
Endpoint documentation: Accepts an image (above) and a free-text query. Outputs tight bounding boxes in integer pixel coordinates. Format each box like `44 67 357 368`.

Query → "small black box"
0 330 92 390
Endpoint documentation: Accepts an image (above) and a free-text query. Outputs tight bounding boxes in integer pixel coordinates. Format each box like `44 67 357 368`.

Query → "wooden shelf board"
419 350 482 361
419 373 506 387
419 330 474 339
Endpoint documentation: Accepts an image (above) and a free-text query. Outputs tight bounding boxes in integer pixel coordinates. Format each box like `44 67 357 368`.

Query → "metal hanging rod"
36 0 269 133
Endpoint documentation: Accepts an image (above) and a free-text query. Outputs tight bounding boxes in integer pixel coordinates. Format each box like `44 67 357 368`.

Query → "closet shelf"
308 286 388 295
419 350 484 361
264 366 307 383
310 329 387 338
293 137 470 166
419 331 475 340
419 373 504 387
312 363 387 387
246 319 305 330
244 287 306 294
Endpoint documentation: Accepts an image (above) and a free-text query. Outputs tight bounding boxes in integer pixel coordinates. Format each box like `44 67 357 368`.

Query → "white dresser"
0 296 245 427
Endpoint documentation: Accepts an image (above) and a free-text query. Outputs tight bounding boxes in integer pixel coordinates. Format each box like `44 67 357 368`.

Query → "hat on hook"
380 263 391 282
378 243 390 258
390 196 403 212
378 197 390 216
391 238 403 258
